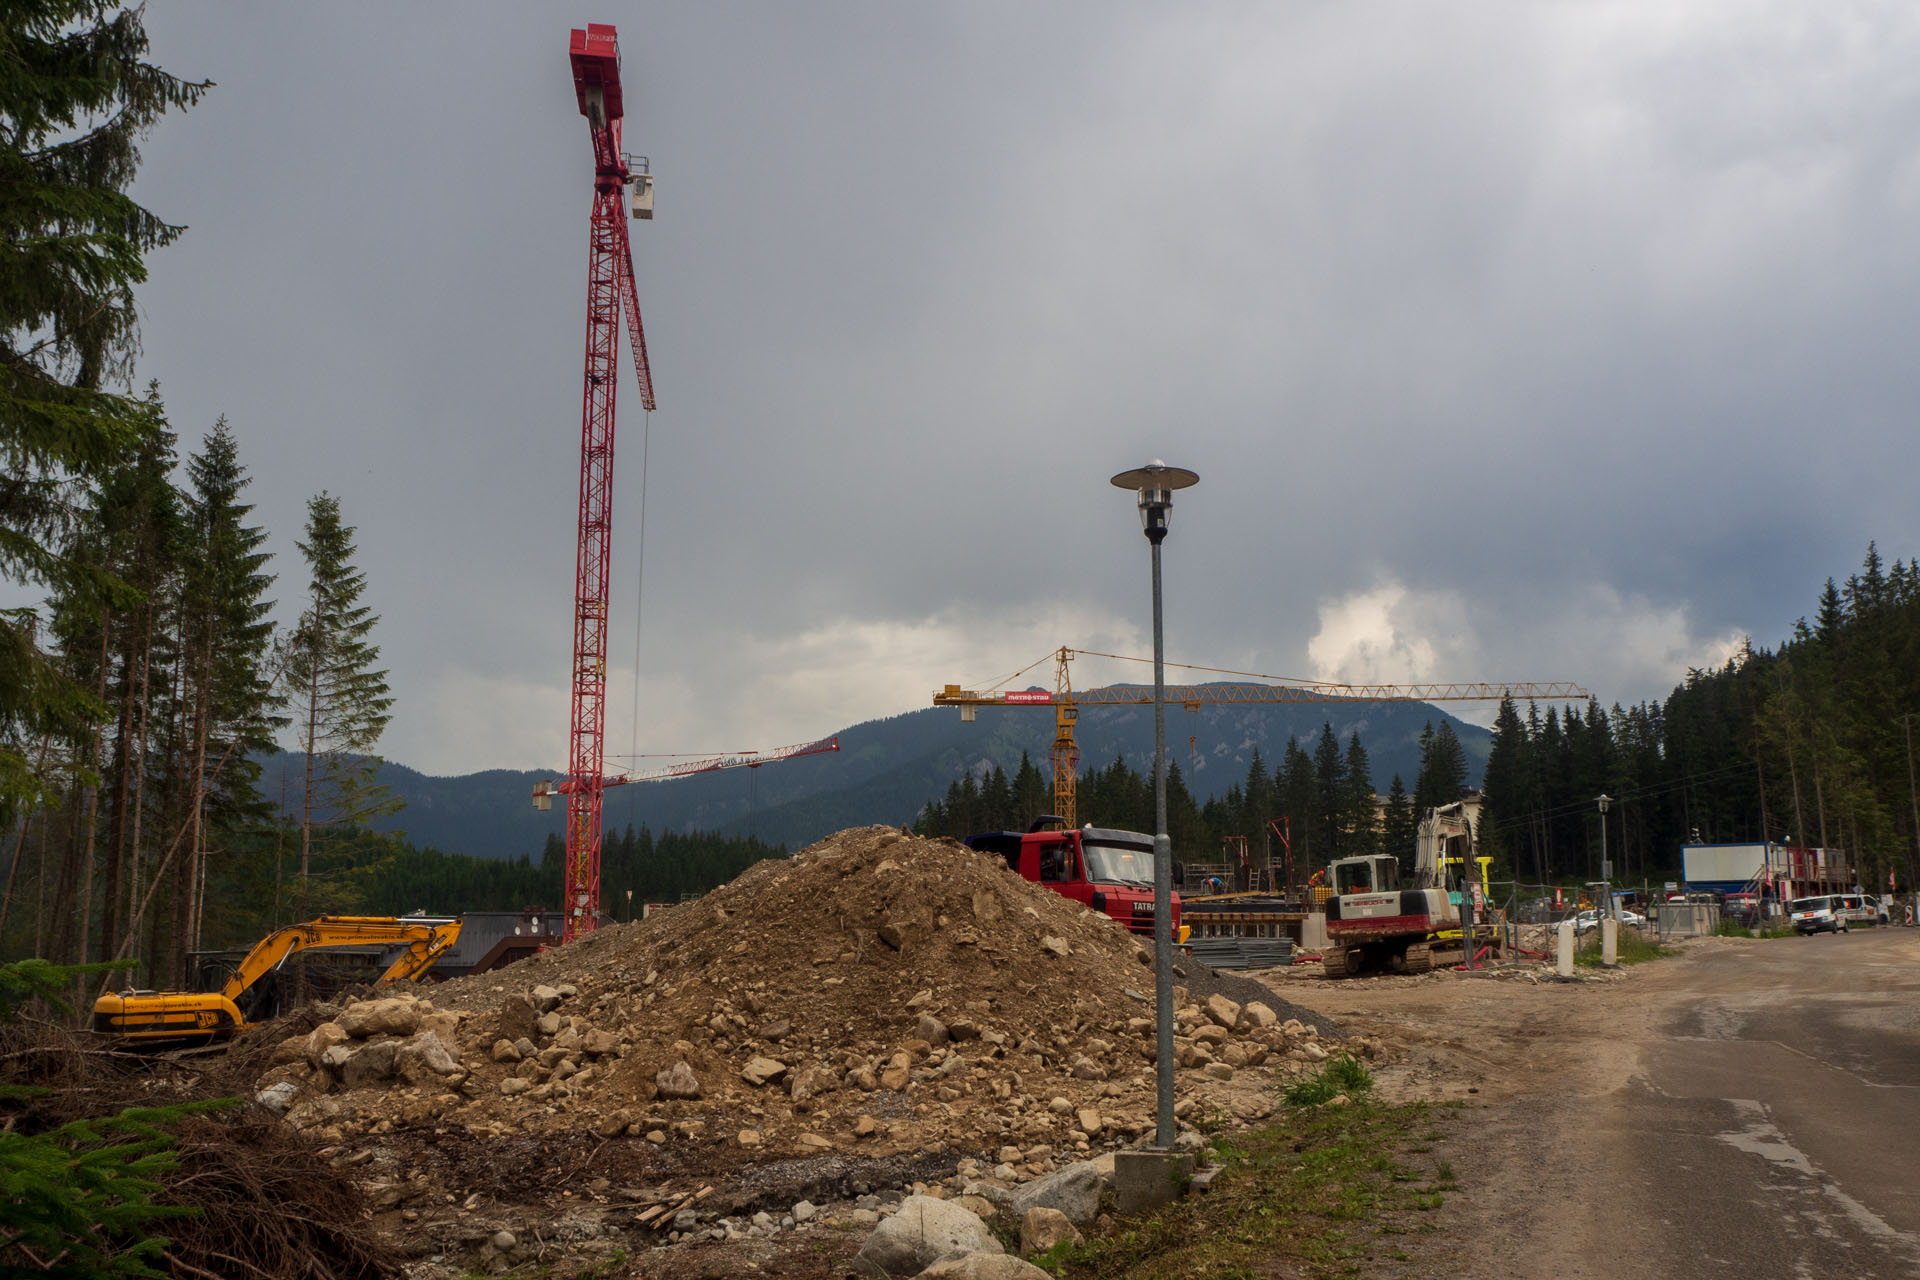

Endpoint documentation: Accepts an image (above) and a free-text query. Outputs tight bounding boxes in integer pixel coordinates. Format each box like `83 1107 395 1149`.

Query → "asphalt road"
1608 930 1920 1278
1291 927 1920 1278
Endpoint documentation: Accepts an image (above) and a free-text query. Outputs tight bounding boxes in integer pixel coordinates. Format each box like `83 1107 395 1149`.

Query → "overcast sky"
124 3 1920 777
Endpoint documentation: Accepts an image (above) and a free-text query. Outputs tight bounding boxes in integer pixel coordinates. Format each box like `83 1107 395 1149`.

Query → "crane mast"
564 24 655 944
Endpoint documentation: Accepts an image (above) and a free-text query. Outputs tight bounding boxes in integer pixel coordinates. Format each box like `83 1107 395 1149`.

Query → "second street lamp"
1110 460 1198 1150
1597 793 1613 919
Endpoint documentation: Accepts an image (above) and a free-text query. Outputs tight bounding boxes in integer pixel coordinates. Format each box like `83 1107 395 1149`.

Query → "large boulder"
268 1034 308 1068
496 994 539 1043
419 1010 462 1048
304 1021 348 1069
339 997 423 1039
1240 1000 1278 1028
395 1030 462 1083
1007 1161 1105 1226
1019 1206 1082 1256
655 1061 703 1100
337 1039 402 1089
854 1195 1002 1277
255 1081 299 1115
789 1063 838 1103
741 1056 789 1086
915 1256 1052 1279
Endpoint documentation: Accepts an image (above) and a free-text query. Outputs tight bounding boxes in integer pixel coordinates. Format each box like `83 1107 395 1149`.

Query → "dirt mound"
250 828 1371 1269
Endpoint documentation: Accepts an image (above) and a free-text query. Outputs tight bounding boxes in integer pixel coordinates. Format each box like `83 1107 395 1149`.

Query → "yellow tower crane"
934 647 1587 827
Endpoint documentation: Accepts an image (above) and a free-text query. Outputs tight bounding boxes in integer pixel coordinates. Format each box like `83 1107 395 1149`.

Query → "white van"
1789 895 1847 935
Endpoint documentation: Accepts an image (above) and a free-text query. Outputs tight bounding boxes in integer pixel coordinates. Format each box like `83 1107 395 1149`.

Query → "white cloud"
1307 581 1478 686
393 603 1147 776
1307 577 1748 727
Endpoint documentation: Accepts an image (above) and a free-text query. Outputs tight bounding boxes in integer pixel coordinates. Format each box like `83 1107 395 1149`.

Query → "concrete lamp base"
1114 1148 1197 1215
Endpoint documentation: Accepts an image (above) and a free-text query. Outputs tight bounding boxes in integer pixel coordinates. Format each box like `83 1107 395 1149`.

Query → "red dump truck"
964 817 1180 939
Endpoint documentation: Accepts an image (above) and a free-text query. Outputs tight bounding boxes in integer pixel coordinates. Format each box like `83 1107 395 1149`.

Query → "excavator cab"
1332 855 1399 896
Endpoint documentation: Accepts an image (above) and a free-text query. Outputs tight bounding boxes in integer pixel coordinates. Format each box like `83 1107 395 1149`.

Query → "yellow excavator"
92 915 462 1043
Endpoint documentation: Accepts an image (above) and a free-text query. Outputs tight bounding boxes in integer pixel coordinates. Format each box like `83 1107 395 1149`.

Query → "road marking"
1718 1099 1919 1254
1661 1037 1920 1091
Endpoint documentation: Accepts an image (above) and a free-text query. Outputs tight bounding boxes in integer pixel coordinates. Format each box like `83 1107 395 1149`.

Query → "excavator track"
1403 941 1434 973
1322 947 1363 979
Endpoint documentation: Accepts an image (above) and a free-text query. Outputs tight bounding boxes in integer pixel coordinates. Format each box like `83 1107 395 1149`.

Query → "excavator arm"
377 920 463 983
94 915 461 1044
215 916 457 1001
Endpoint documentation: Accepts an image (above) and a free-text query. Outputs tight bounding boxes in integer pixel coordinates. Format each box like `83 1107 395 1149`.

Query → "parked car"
1788 895 1848 935
1866 894 1891 925
1565 909 1646 935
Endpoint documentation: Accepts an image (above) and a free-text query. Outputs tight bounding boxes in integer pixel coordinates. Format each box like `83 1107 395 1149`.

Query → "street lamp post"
1597 794 1613 918
1111 460 1198 1150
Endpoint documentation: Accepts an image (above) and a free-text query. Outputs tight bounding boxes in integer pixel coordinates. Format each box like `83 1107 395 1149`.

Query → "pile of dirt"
248 827 1377 1267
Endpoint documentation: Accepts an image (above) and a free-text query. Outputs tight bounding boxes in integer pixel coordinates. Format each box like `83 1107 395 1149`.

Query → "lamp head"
1597 793 1613 814
1110 461 1199 544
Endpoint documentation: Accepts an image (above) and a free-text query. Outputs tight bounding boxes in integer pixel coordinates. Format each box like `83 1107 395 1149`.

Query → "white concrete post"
1557 920 1575 977
1602 916 1618 966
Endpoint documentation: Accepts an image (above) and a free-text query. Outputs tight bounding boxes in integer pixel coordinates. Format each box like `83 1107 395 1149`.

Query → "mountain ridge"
259 690 1498 859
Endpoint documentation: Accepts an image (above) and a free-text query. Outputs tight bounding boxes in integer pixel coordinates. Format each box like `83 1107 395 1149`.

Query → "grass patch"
1716 920 1796 939
1051 1096 1448 1279
1575 933 1674 967
1283 1054 1374 1107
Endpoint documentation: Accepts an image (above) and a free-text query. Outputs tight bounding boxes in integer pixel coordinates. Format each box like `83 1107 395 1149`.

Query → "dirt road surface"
1271 930 1920 1279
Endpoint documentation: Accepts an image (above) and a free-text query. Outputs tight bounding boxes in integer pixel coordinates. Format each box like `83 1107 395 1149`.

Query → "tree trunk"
298 631 322 999
32 804 50 957
125 609 155 981
184 620 214 955
0 737 53 943
166 634 192 988
71 619 113 1010
1784 734 1805 847
99 604 143 963
1814 773 1829 851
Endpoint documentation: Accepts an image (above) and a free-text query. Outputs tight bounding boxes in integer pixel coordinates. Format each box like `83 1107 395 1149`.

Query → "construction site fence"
1653 899 1720 939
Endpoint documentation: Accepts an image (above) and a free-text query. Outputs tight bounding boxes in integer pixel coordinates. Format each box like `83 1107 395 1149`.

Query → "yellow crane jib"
935 648 1586 827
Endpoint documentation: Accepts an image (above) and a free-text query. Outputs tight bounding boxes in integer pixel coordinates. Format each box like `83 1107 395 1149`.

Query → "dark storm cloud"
127 3 1920 771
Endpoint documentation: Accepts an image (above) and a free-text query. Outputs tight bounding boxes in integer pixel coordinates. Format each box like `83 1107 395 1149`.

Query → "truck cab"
966 817 1179 938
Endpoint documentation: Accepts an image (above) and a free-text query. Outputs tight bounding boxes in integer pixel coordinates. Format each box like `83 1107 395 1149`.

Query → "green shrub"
1283 1052 1374 1107
0 959 233 1278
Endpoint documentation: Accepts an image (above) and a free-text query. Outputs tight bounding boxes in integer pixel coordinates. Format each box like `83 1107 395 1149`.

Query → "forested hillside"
1476 545 1920 892
913 718 1476 880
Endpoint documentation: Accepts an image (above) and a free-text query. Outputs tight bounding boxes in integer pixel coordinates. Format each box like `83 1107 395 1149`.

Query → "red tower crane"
563 24 656 943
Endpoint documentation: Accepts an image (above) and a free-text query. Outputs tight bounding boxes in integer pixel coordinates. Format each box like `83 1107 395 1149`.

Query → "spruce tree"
284 493 395 917
1312 724 1346 858
1277 738 1317 872
165 420 278 963
1413 719 1470 818
1340 732 1379 857
0 957 231 1279
0 3 208 823
1478 698 1531 879
1381 774 1417 873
